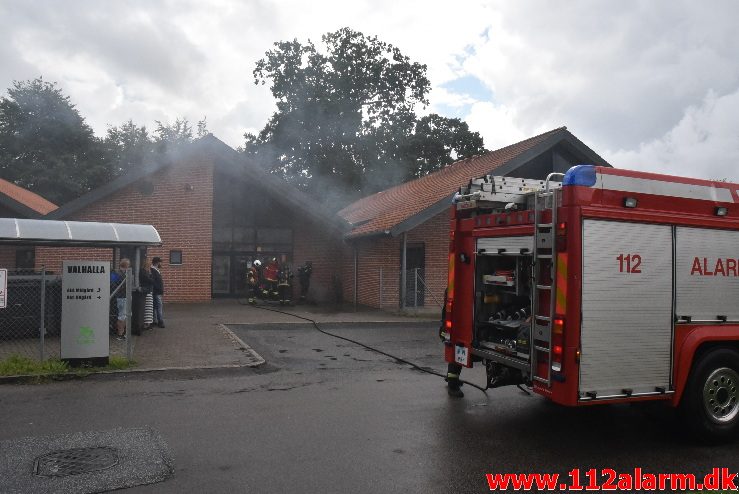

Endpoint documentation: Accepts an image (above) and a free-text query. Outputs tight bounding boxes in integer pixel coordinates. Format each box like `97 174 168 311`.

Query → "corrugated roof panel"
0 218 161 246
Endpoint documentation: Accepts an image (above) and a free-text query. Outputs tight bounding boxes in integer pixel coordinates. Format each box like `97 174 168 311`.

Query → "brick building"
39 136 348 302
0 127 609 310
338 127 611 311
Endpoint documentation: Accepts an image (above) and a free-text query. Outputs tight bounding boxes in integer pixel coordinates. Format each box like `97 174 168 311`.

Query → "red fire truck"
442 164 739 441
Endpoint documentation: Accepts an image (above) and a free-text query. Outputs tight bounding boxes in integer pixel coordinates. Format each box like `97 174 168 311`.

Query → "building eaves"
0 178 59 218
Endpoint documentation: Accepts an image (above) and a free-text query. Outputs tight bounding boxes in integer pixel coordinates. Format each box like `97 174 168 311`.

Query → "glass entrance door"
212 255 231 295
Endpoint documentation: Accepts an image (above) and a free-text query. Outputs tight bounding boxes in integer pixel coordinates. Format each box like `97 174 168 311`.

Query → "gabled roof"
338 127 610 239
0 178 58 217
47 135 349 234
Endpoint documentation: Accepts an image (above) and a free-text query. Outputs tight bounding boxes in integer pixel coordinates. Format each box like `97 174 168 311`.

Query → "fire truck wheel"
679 347 739 443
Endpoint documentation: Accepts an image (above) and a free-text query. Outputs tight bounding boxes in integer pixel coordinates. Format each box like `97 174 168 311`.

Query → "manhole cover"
34 446 119 477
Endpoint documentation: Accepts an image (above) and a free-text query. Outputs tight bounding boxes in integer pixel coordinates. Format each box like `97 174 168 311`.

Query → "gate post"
39 266 46 361
414 268 418 310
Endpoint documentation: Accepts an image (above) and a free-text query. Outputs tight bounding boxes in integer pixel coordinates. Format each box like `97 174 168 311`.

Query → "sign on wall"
61 261 110 362
0 268 6 309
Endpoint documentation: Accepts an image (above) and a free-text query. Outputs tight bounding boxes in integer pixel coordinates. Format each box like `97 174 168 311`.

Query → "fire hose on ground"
240 300 489 395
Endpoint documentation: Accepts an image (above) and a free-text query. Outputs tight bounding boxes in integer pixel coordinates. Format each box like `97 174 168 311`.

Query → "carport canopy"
0 218 161 247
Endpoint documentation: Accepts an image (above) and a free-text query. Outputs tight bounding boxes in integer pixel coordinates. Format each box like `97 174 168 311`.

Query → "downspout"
353 244 358 312
401 232 407 309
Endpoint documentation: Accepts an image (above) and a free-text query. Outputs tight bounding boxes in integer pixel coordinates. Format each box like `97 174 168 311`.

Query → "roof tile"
0 178 58 215
338 127 566 238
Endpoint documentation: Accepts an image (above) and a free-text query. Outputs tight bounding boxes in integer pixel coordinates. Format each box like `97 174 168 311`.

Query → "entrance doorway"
403 243 425 307
211 252 292 297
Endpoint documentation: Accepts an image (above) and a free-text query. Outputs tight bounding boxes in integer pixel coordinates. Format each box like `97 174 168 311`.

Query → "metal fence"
375 267 443 311
0 267 133 363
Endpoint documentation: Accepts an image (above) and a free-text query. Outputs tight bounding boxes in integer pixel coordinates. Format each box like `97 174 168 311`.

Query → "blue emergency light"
562 165 597 187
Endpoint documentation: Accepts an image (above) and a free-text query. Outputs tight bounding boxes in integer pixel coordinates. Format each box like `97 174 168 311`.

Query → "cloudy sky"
1 0 738 180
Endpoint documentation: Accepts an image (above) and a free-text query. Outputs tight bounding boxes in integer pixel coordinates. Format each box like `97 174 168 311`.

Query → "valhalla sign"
61 261 110 366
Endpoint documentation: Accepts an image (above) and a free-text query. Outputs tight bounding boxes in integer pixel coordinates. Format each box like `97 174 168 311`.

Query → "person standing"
139 257 154 330
111 258 130 340
151 256 165 328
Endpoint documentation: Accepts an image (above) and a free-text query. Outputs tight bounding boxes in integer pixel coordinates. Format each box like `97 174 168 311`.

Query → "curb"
0 325 266 385
218 323 266 367
224 320 438 329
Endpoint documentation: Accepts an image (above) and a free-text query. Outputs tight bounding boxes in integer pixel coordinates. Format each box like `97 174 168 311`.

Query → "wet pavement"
128 300 436 372
1 307 738 493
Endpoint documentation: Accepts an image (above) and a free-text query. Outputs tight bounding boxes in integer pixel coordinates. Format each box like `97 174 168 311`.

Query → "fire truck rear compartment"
474 241 533 386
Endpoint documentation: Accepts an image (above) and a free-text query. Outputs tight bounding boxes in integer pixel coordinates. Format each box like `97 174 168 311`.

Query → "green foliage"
0 354 134 378
0 78 110 204
0 77 210 204
0 355 69 376
244 28 486 208
405 114 486 178
102 120 154 176
107 355 135 370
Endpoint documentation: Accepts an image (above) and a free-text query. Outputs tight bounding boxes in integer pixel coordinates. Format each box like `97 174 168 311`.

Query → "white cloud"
0 0 737 182
605 89 739 181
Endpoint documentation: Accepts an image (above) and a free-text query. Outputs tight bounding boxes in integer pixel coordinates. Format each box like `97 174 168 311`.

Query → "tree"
153 117 208 153
405 114 485 178
0 78 109 204
244 28 465 207
102 120 154 176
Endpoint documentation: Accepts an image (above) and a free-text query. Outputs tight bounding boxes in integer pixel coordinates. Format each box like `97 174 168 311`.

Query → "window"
169 250 183 265
15 248 35 270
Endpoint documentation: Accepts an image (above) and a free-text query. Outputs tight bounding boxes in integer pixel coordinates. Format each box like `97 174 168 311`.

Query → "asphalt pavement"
1 302 738 493
128 300 436 372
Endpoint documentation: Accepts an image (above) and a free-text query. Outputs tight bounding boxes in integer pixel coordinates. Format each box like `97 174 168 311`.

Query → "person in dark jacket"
151 256 165 328
139 257 154 330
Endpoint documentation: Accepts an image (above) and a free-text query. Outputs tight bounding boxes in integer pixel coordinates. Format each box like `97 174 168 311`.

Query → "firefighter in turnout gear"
277 264 293 305
263 258 279 298
297 261 312 303
246 260 261 304
439 288 464 397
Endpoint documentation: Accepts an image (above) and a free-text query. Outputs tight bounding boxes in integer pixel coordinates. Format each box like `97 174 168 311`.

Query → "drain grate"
33 446 119 477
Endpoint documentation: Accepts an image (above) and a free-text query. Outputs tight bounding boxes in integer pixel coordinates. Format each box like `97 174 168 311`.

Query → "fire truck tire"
679 347 739 443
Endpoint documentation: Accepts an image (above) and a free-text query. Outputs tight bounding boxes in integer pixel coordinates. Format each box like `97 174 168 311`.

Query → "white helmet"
253 260 262 267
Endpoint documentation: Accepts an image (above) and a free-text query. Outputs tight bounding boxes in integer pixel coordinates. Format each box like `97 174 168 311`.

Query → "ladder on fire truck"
530 173 565 386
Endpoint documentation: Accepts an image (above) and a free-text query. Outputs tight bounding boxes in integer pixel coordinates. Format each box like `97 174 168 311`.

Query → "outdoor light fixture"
715 206 728 216
623 197 638 208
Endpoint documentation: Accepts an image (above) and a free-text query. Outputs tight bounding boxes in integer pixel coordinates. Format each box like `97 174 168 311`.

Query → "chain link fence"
0 267 133 363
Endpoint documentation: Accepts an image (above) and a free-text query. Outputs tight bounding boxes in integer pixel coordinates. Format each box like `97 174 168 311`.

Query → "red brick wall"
0 246 18 269
34 247 113 275
406 211 449 309
35 158 214 302
353 235 401 309
292 220 345 302
340 243 355 305
346 211 450 310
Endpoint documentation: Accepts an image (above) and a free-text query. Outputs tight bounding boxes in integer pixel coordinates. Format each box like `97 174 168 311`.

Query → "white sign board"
61 261 110 361
676 227 739 321
0 268 6 309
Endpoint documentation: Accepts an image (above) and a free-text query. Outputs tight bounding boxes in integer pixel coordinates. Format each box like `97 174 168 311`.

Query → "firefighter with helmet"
246 260 261 304
277 263 293 305
263 257 280 298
